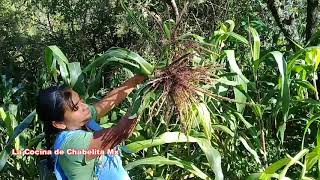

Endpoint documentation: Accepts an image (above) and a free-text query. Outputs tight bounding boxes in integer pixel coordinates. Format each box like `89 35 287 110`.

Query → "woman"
36 74 146 180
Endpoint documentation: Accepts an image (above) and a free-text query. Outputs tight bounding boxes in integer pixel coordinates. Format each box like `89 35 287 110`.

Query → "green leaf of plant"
294 80 318 94
7 110 36 146
234 82 247 113
239 137 261 164
265 158 290 174
45 46 68 64
259 52 289 134
234 112 260 147
197 103 212 140
0 110 36 171
249 27 260 61
163 19 175 39
68 62 82 87
4 114 13 137
259 158 290 179
302 114 320 149
0 146 10 172
270 51 289 143
87 68 102 96
248 27 260 74
219 32 249 45
225 50 249 83
305 48 320 71
27 133 45 149
246 173 262 180
212 124 260 164
58 60 69 84
279 149 309 179
83 48 153 76
225 20 235 32
123 132 223 180
212 124 235 136
45 46 70 84
305 146 320 171
0 108 6 120
125 156 210 179
225 50 248 113
216 77 240 86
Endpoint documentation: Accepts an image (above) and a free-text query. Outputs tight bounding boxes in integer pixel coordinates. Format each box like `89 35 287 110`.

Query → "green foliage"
125 156 210 179
124 132 223 179
1 0 320 179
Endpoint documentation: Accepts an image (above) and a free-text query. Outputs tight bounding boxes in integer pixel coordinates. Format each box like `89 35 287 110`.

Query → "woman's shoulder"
60 130 93 149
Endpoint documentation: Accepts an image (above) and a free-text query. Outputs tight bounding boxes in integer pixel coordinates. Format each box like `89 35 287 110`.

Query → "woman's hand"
86 114 139 160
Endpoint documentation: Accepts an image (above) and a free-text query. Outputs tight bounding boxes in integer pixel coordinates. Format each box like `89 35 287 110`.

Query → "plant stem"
313 71 319 100
249 19 268 162
171 0 179 20
260 124 267 162
255 74 267 163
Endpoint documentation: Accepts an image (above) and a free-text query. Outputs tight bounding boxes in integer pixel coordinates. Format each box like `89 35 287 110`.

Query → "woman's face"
55 90 91 130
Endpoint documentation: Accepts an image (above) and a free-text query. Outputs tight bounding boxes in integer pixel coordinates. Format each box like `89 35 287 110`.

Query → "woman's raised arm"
94 74 145 120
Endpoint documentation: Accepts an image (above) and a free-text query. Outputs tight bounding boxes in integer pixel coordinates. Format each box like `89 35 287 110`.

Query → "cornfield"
2 0 320 179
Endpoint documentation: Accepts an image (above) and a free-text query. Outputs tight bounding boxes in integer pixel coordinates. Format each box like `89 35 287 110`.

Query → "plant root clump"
147 53 222 133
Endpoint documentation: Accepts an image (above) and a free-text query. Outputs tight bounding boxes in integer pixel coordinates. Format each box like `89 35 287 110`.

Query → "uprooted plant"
145 52 221 134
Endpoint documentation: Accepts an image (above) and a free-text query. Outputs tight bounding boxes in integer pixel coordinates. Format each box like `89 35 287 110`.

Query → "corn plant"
2 1 320 178
0 82 40 179
250 138 320 179
119 0 266 178
44 43 226 179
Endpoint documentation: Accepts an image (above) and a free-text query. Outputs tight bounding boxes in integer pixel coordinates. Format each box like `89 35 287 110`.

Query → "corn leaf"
223 32 249 45
0 146 10 172
83 48 153 76
249 27 260 61
68 62 82 87
259 158 290 180
294 80 318 94
302 114 320 149
239 137 261 164
6 110 36 146
45 46 70 84
269 51 289 143
197 103 212 140
123 132 223 180
87 68 102 96
212 125 260 164
279 149 309 179
306 146 320 171
234 112 260 147
225 50 249 83
125 156 210 179
225 50 248 113
305 48 320 71
0 110 36 171
249 27 260 74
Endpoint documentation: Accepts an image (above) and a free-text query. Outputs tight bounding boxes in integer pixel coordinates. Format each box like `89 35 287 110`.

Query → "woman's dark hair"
36 85 77 169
